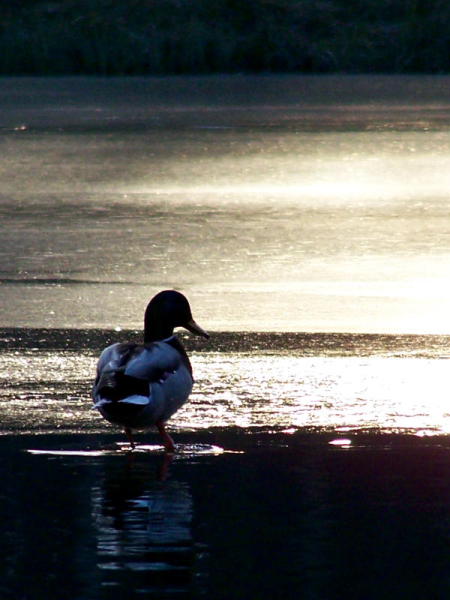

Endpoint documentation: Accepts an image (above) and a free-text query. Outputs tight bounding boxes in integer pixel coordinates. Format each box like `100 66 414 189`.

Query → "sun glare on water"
1 348 449 437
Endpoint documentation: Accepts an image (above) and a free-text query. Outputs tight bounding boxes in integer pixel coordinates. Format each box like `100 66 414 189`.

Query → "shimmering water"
1 329 449 438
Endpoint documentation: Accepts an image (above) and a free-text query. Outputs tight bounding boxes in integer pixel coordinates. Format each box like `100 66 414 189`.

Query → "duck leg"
157 421 175 453
158 453 174 481
124 427 136 450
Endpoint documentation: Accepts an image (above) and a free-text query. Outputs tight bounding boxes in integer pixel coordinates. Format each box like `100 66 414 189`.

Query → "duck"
92 290 209 452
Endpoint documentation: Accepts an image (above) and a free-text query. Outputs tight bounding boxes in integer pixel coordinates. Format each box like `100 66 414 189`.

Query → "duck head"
144 290 209 343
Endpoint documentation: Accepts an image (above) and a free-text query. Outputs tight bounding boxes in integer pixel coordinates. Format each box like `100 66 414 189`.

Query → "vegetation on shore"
2 0 450 75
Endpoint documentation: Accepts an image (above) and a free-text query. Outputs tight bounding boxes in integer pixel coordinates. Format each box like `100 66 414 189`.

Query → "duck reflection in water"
91 455 199 599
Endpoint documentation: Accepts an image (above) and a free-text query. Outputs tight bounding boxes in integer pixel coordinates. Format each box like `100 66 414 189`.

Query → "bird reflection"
91 456 196 599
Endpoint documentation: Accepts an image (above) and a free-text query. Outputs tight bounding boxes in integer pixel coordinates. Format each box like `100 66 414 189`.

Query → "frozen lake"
1 75 450 332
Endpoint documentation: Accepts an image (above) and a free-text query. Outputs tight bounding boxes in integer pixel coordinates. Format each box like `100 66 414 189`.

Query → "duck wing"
93 341 186 403
124 341 181 380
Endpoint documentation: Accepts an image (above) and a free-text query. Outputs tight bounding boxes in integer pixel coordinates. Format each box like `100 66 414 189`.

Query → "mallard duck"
92 290 209 452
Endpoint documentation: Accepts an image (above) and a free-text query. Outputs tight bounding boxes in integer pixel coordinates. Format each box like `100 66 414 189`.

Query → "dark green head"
144 290 209 343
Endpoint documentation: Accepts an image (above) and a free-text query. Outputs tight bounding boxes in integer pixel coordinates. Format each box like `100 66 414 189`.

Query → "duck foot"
157 422 175 453
124 427 136 450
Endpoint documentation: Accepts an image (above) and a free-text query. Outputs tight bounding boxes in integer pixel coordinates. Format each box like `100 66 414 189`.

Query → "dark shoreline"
3 1 450 76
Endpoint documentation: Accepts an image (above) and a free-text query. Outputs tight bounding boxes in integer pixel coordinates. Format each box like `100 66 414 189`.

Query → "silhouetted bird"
92 290 209 451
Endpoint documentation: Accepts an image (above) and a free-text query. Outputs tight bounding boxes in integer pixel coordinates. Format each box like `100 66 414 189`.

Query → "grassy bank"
2 0 450 75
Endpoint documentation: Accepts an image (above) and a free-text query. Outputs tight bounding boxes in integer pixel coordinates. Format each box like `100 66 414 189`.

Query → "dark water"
3 432 450 600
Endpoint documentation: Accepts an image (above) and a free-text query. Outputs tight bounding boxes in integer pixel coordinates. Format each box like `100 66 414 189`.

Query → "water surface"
1 328 449 437
2 76 450 599
3 431 450 600
1 75 450 332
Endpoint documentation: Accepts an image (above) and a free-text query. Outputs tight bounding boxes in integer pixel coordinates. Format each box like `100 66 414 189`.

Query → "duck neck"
143 317 174 343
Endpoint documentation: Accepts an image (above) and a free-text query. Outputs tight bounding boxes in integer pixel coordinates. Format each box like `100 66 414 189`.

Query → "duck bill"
185 319 210 339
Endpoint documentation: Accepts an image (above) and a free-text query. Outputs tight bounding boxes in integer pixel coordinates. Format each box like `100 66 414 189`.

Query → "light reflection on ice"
185 354 450 434
2 128 450 334
1 349 449 436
